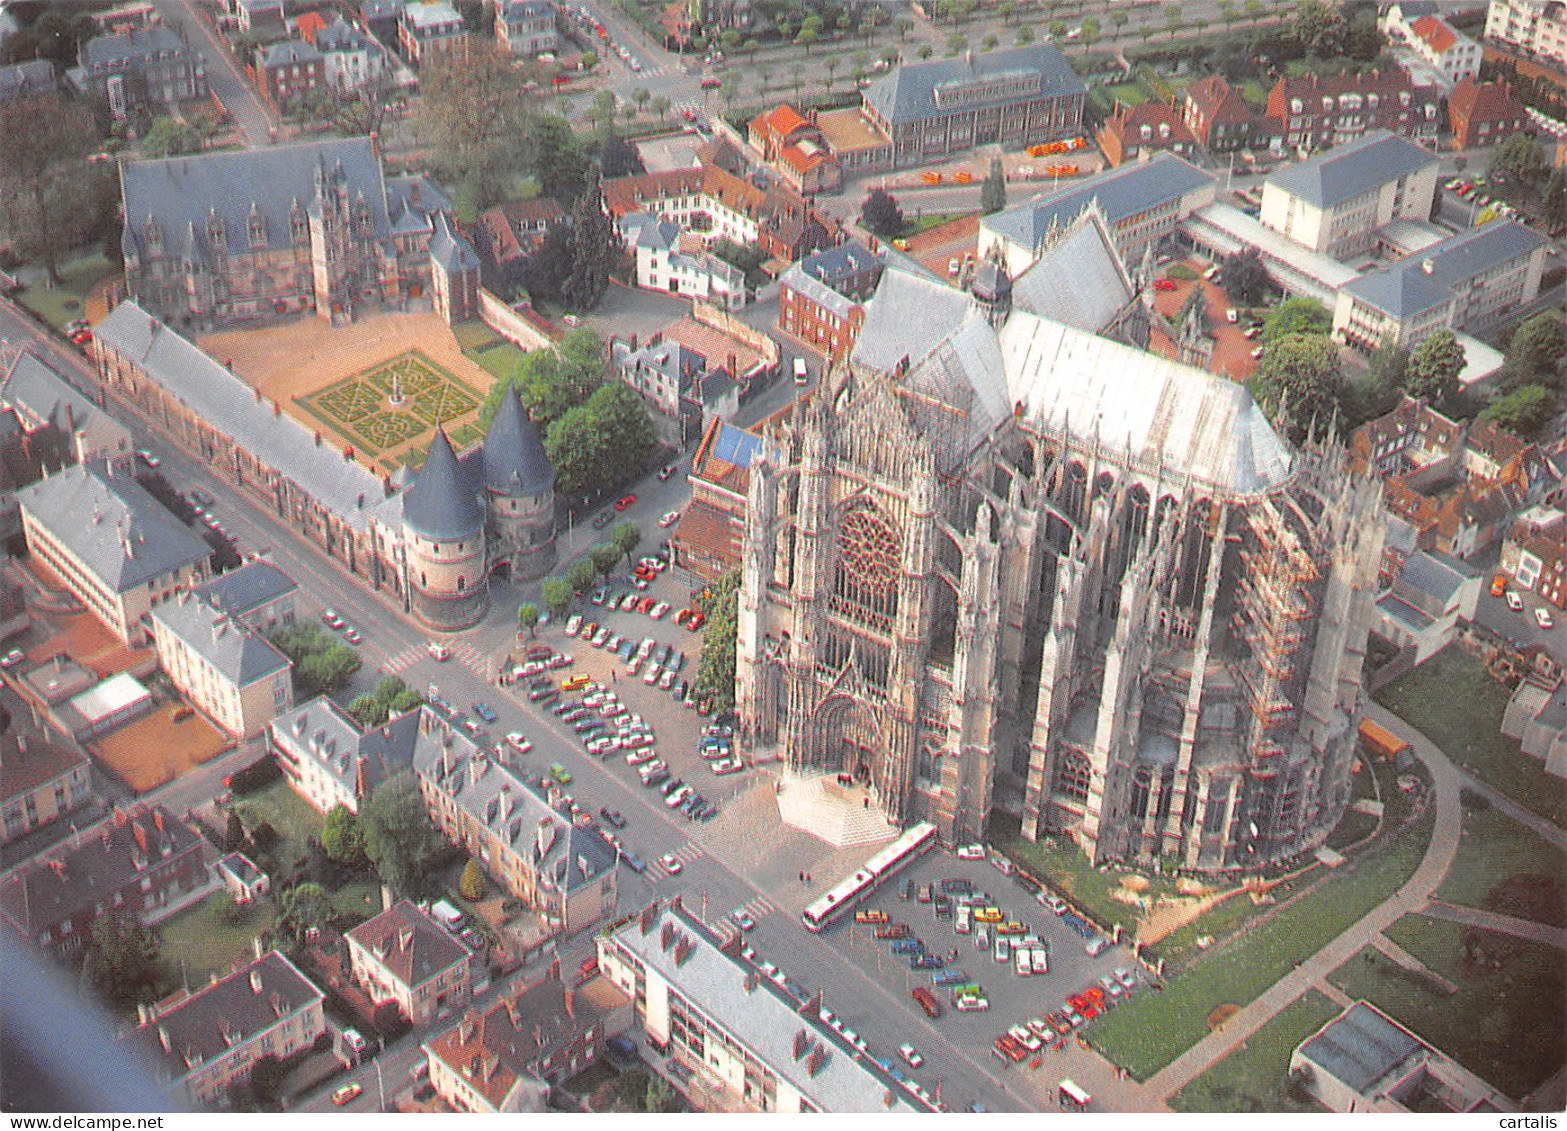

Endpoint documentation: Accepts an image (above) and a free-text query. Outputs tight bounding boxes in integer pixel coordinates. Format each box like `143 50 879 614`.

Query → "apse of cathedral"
736 214 1385 874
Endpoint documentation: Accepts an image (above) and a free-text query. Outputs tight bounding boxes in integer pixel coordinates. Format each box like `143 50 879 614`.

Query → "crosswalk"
666 840 706 866
381 640 488 678
731 894 776 923
670 99 702 121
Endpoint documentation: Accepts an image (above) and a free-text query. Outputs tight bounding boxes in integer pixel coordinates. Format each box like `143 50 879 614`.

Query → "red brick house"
748 104 842 194
1447 78 1533 149
1182 75 1271 153
0 806 208 953
777 240 883 362
250 39 325 111
1097 100 1198 167
1265 68 1441 150
670 416 763 583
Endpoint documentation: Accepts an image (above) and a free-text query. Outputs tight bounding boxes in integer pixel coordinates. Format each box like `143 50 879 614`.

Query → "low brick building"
1446 78 1532 149
1096 100 1197 167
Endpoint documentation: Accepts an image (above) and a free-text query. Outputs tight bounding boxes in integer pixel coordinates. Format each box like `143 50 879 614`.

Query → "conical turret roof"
482 383 555 497
402 426 484 540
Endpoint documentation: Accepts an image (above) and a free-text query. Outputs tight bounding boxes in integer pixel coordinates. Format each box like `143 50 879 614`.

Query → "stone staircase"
776 770 899 849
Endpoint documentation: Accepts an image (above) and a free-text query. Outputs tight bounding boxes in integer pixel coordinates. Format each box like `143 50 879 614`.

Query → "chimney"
563 987 574 1018
660 922 675 951
1421 258 1435 274
793 1029 809 1060
14 735 25 756
458 1012 477 1044
249 969 264 994
157 1026 172 1053
153 811 166 834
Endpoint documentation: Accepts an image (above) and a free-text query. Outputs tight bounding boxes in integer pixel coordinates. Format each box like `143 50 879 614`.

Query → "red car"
637 596 656 614
1153 278 1178 291
686 611 706 631
615 494 637 510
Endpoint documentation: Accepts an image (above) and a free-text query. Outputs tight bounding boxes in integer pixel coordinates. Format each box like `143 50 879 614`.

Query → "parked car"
615 494 637 510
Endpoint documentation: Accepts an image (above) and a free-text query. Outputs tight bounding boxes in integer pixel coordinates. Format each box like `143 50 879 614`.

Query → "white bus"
1059 1079 1091 1109
801 822 938 932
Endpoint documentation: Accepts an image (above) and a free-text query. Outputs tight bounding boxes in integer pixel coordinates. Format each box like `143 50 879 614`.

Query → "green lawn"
1240 79 1269 108
452 320 504 352
1087 811 1434 1080
157 892 276 988
1333 914 1566 1101
466 340 527 381
235 779 323 874
903 212 970 237
1436 802 1566 922
1169 990 1338 1113
1102 81 1149 106
14 253 117 329
1375 647 1567 826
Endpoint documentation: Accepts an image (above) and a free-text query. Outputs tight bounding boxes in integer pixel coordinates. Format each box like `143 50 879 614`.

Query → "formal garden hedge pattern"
297 350 481 461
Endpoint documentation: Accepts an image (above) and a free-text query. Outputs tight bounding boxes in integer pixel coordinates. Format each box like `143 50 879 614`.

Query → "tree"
523 224 575 304
270 623 362 697
590 542 622 579
895 14 914 39
1220 247 1269 305
1492 133 1547 184
541 577 574 619
0 5 96 69
225 809 248 853
1253 333 1342 441
568 557 598 593
80 909 160 1012
694 570 741 711
562 163 622 312
613 521 642 566
349 675 419 728
1480 384 1555 434
1016 24 1035 45
1113 9 1130 36
946 31 967 55
796 27 820 53
140 117 204 158
1508 312 1565 380
1404 330 1465 405
917 44 933 59
517 602 540 637
249 1055 288 1108
631 86 651 116
530 114 590 203
644 1076 675 1114
361 774 445 899
0 92 107 285
1262 297 1331 345
597 131 644 179
982 32 999 50
414 51 530 207
460 859 486 901
1292 0 1346 56
860 188 904 237
824 54 840 89
980 157 1007 215
545 382 656 497
277 881 334 945
322 805 367 867
651 94 671 122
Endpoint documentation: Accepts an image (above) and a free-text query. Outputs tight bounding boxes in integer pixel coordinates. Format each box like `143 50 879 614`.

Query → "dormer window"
1321 96 1334 111
1367 93 1380 108
1290 97 1303 114
1140 123 1152 140
206 211 226 251
1400 90 1411 105
145 219 163 257
1159 122 1170 137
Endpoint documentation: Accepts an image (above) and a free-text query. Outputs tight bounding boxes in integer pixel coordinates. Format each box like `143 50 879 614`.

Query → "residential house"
1406 14 1482 84
619 212 748 311
1373 550 1479 664
747 105 842 195
1502 679 1567 774
978 151 1216 272
0 346 134 478
1380 2 1442 41
1259 130 1440 259
149 590 294 740
399 1 467 66
0 806 208 953
15 461 212 646
360 0 407 50
234 0 286 38
129 950 326 1107
494 0 559 56
609 330 739 447
1383 471 1525 561
776 240 883 362
310 18 388 94
270 696 422 814
1264 68 1442 151
1181 75 1269 154
414 712 619 934
0 728 93 845
1333 220 1550 351
424 976 624 1112
1446 78 1534 149
1348 396 1463 480
860 45 1085 169
597 899 938 1112
1500 506 1567 610
669 417 762 583
346 899 476 1025
189 559 299 634
75 25 206 121
1464 417 1549 497
1096 100 1197 167
474 198 568 292
1485 0 1567 71
216 851 270 903
250 39 325 112
0 59 58 103
1292 1000 1515 1113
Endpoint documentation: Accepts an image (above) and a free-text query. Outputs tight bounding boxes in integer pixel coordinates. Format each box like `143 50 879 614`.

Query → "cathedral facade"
736 234 1385 874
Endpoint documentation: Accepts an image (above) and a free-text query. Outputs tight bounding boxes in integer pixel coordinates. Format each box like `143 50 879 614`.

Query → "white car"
505 732 532 754
955 843 985 860
1506 590 1525 612
898 1042 924 1068
658 510 681 527
1536 607 1555 630
650 601 671 619
711 757 744 775
565 614 583 636
659 853 682 875
642 663 662 685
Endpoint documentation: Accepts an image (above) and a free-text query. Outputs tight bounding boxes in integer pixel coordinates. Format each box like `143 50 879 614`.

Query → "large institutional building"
736 230 1386 874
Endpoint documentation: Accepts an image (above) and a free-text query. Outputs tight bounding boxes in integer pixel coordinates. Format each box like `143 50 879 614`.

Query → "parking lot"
805 848 1144 1099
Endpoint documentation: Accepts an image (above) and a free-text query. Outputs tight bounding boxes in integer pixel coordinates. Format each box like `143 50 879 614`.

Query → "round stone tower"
401 426 489 630
482 383 557 581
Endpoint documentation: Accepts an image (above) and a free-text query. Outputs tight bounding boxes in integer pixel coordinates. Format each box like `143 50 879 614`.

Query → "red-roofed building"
1407 14 1481 83
671 415 763 582
748 104 842 194
1447 78 1533 149
603 165 834 262
294 10 328 42
346 899 477 1025
1265 68 1441 149
1097 100 1197 167
1182 75 1269 153
1501 507 1567 611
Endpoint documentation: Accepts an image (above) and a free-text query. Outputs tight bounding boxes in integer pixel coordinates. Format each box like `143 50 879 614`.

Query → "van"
793 357 808 385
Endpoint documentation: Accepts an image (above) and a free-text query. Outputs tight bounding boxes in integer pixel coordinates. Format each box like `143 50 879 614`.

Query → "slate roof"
984 153 1215 252
151 592 292 687
863 44 1084 125
93 301 389 530
607 901 934 1113
347 899 471 990
402 427 485 540
192 560 298 620
0 59 57 102
0 729 90 807
315 18 376 53
0 348 131 452
481 383 554 497
120 138 392 263
1008 207 1134 332
429 211 480 275
1395 549 1473 614
403 1 463 30
258 39 322 68
1298 1002 1426 1095
16 462 210 593
271 695 423 802
1268 130 1438 210
130 951 324 1081
81 26 187 70
1339 220 1549 320
851 262 975 374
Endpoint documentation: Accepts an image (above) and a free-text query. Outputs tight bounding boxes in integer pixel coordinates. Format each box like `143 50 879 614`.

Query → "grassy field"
1087 811 1434 1080
1375 647 1567 826
157 892 276 988
1168 990 1338 1113
232 781 382 920
466 339 528 381
1334 914 1566 1101
1437 802 1566 922
14 253 117 329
